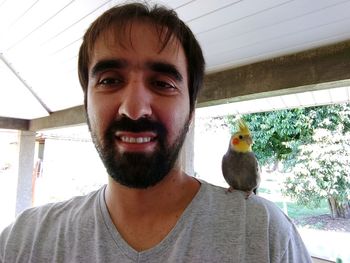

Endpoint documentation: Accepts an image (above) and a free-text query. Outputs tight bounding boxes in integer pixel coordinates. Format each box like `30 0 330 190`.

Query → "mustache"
106 116 167 136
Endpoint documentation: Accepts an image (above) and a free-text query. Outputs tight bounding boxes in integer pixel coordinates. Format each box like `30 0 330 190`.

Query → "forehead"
90 21 187 68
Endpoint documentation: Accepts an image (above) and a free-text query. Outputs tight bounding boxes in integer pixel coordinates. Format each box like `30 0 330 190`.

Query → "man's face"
86 21 191 188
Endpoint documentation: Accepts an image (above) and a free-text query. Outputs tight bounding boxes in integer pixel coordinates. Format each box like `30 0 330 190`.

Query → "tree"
225 103 350 218
284 127 350 218
284 104 350 218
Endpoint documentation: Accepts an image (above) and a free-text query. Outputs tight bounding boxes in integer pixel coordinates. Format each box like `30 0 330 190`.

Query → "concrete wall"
15 131 36 215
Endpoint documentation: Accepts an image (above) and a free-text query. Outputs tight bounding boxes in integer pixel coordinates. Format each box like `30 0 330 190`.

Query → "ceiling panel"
5 0 116 54
0 57 49 119
202 0 350 70
190 0 293 35
295 92 316 107
195 0 348 40
0 0 38 35
329 86 350 103
0 0 350 120
312 89 333 105
280 94 301 109
176 0 242 22
153 0 193 9
1 0 76 51
203 1 350 54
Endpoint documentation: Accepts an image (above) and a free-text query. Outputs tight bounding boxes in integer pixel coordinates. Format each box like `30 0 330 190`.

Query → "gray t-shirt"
0 180 311 262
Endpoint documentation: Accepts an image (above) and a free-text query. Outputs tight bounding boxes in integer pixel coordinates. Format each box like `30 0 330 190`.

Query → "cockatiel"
222 119 260 199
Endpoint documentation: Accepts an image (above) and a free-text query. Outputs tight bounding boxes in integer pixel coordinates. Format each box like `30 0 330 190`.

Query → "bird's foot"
225 186 234 194
245 191 253 199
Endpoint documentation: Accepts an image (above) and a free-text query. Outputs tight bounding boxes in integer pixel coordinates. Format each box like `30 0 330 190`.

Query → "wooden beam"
199 40 350 107
0 117 29 130
29 105 86 131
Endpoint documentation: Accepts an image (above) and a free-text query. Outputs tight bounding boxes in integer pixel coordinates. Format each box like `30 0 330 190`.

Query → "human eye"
98 78 121 85
96 74 123 89
154 80 175 89
151 78 178 94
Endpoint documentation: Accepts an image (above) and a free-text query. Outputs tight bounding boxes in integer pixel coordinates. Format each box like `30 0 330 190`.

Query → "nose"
118 78 152 120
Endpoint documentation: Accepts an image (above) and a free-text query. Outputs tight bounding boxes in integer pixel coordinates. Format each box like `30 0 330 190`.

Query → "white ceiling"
1 0 350 120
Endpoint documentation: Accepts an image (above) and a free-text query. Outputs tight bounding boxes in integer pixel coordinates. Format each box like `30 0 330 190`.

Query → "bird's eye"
239 135 243 139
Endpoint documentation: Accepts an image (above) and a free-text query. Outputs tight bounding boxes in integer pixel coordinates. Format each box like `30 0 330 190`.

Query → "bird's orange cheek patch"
232 138 239 145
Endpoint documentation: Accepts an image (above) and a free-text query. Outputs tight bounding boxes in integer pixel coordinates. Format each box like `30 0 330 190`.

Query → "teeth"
120 136 151 143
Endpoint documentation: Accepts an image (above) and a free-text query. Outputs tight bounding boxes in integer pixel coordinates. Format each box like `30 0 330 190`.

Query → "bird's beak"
244 135 253 145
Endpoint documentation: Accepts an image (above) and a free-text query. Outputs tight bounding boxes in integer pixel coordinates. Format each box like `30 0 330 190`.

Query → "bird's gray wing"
222 151 260 191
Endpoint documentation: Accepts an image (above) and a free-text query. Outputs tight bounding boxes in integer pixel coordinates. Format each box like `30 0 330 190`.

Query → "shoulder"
1 187 104 245
17 187 102 224
197 180 295 236
196 180 311 262
199 180 283 212
0 187 106 261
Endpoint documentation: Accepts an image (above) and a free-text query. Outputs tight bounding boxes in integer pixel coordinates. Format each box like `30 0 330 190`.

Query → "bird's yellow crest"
230 119 253 153
237 119 251 136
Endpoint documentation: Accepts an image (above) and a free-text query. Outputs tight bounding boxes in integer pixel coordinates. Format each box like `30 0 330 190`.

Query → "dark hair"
78 2 205 113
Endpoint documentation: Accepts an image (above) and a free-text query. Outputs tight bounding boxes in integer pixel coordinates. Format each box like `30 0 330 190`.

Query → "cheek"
161 104 190 141
87 91 99 128
87 92 115 136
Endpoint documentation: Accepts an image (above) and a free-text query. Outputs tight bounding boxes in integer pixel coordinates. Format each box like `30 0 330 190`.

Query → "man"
0 2 312 262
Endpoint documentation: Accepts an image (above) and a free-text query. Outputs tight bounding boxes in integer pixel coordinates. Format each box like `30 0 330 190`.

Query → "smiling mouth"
119 136 153 143
114 132 157 153
115 131 157 145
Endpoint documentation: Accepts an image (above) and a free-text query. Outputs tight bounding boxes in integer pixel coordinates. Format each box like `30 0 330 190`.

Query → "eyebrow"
90 59 184 82
90 59 127 77
146 61 183 82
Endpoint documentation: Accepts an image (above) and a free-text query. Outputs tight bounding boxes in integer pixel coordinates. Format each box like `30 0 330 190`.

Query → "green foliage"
226 108 312 167
282 104 350 213
283 127 350 208
306 103 350 133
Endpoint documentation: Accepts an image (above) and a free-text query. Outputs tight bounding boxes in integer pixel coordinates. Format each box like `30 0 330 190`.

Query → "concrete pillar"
181 118 195 177
15 130 36 215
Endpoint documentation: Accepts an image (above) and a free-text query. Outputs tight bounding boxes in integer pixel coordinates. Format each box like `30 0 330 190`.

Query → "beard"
88 116 190 189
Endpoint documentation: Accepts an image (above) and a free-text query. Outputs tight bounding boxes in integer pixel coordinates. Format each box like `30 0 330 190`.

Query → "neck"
106 180 154 214
104 166 200 251
105 168 195 214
